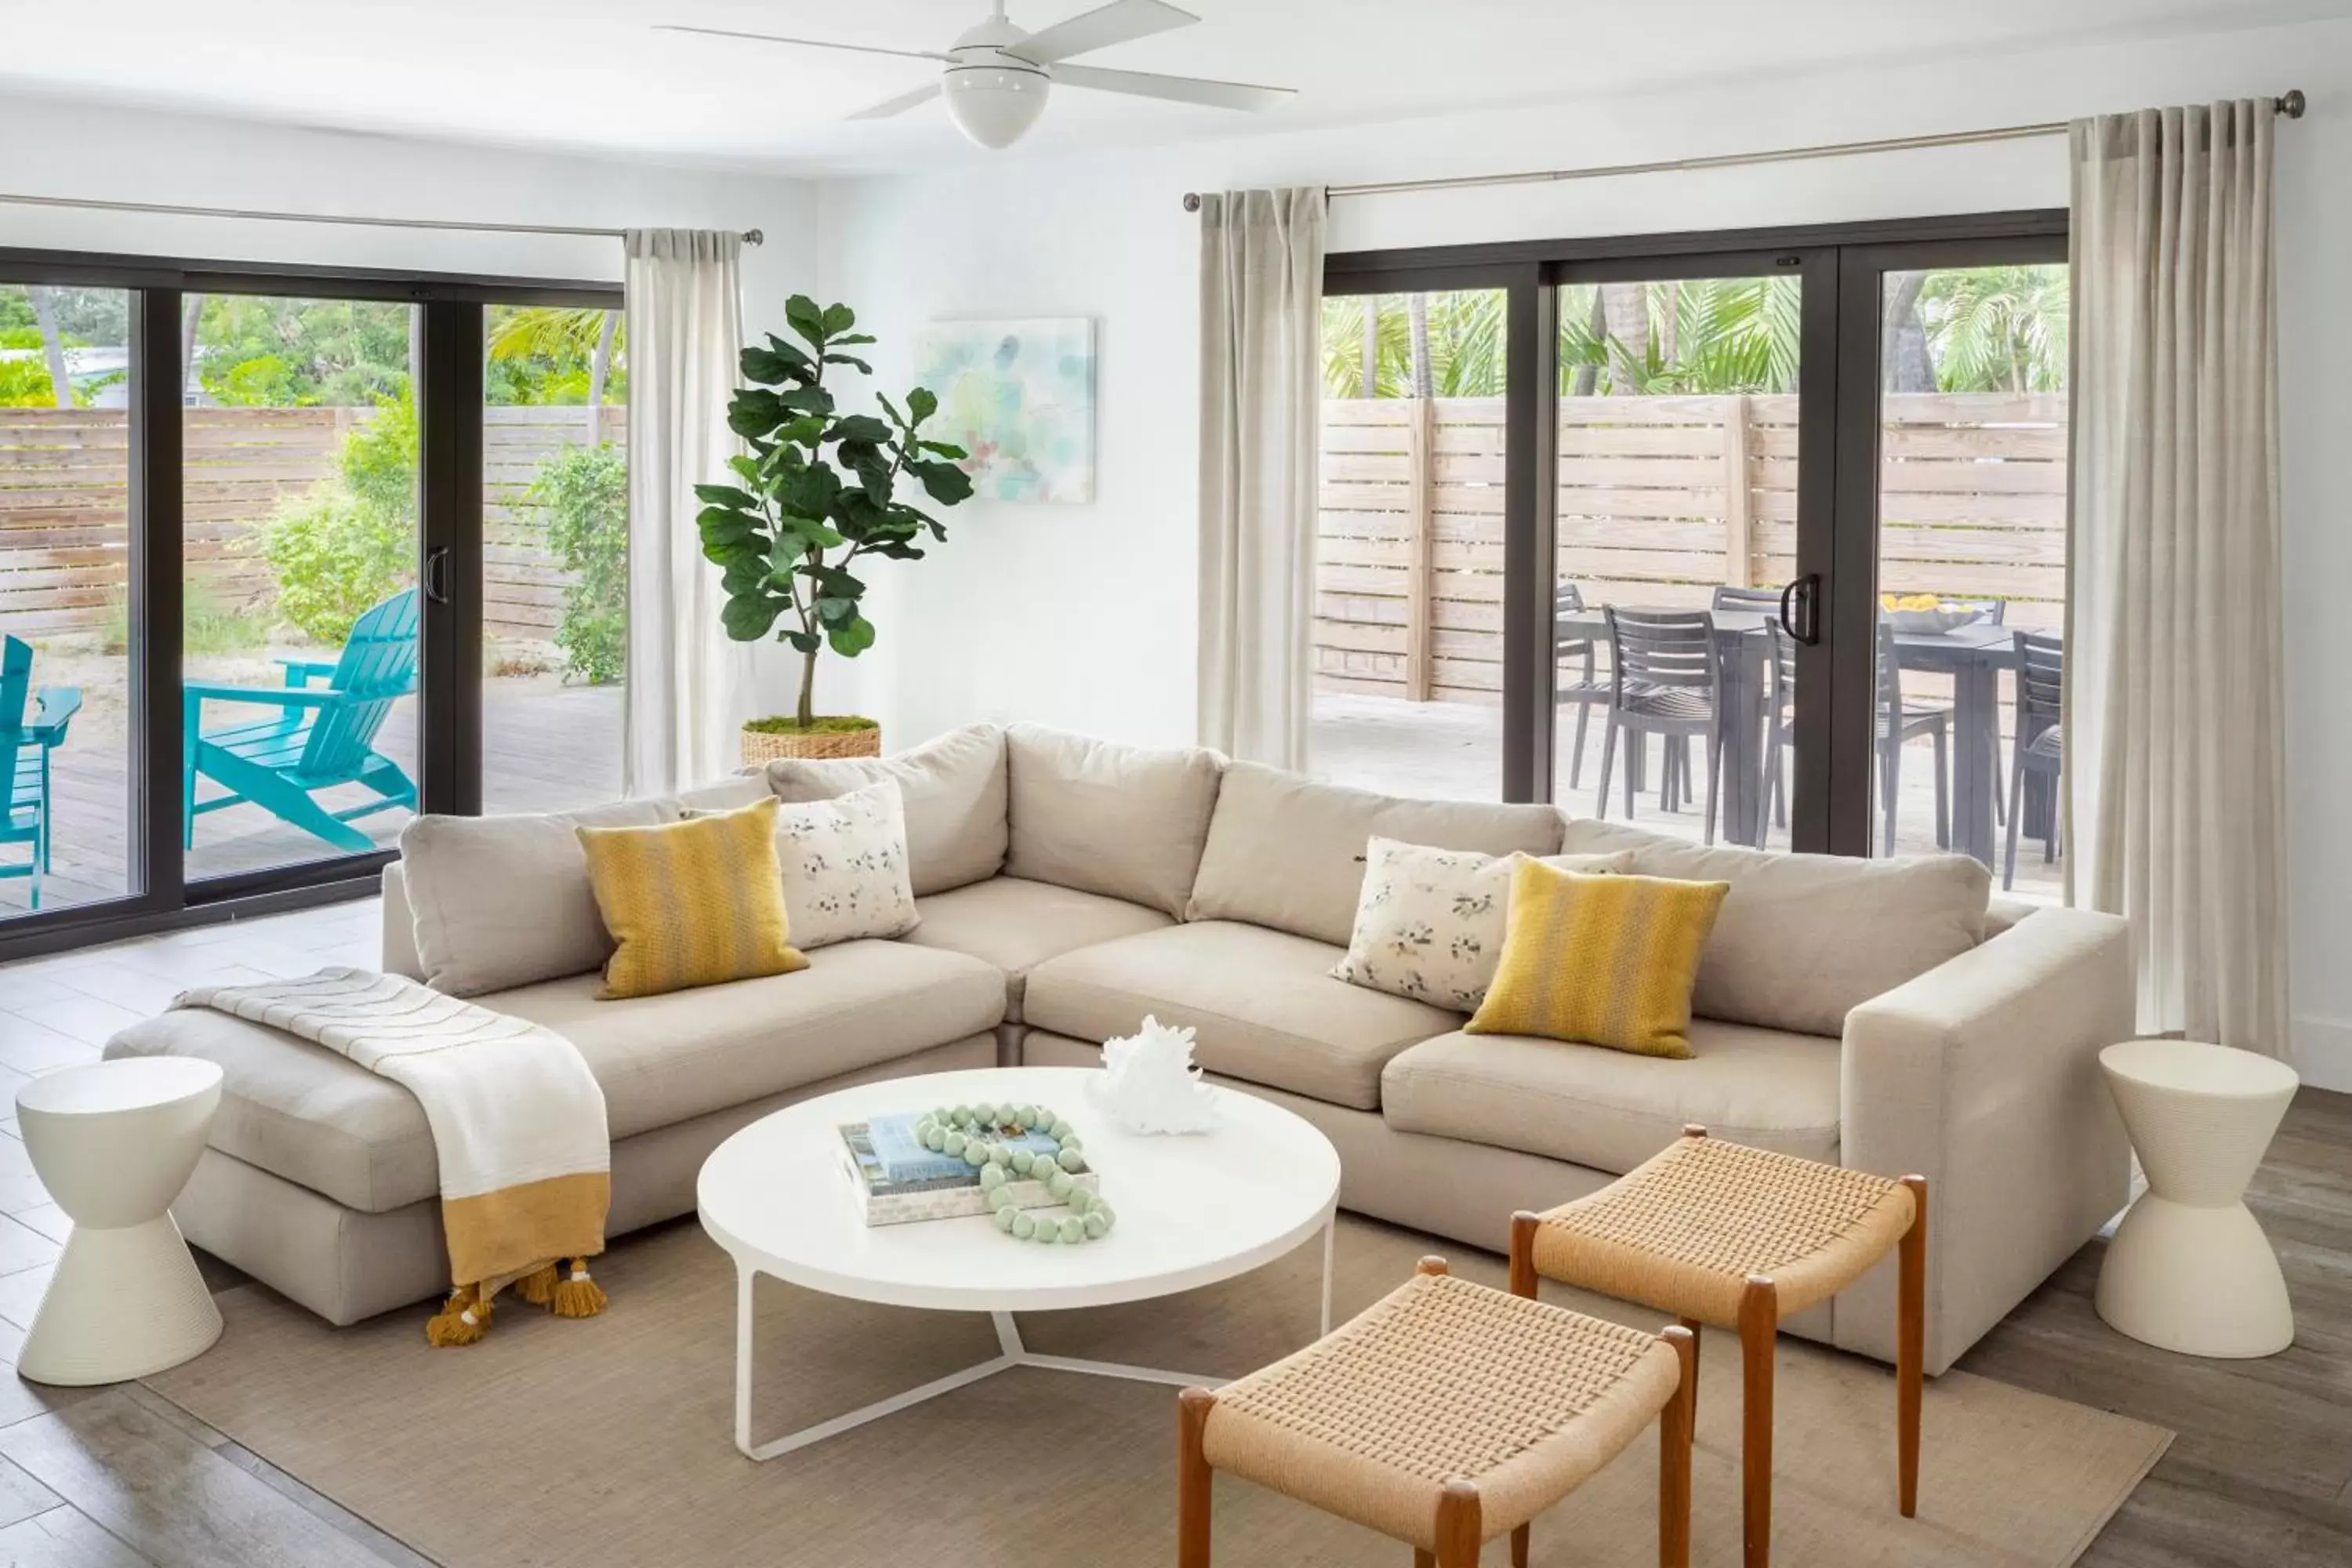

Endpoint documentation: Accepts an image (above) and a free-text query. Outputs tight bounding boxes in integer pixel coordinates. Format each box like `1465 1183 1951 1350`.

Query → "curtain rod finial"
741 228 765 245
2278 89 2306 119
1182 192 1201 212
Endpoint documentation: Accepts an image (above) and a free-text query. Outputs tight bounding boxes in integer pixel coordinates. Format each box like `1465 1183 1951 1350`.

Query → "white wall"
817 17 2352 1086
0 91 822 712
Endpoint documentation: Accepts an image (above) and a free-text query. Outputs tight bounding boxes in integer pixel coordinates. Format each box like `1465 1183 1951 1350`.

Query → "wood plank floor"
0 906 2343 1563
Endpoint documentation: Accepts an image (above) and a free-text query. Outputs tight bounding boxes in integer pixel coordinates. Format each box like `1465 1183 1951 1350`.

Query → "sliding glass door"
0 246 622 960
1321 214 2067 867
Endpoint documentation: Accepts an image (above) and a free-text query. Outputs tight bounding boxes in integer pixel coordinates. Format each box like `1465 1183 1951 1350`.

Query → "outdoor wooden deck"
4 680 622 917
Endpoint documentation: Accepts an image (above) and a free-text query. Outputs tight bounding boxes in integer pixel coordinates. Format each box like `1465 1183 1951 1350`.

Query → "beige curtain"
1197 187 1326 768
622 229 757 797
2067 100 2285 1053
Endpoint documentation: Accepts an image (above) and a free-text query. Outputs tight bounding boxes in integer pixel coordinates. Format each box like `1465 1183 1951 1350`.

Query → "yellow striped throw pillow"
1465 859 1730 1058
577 798 808 1000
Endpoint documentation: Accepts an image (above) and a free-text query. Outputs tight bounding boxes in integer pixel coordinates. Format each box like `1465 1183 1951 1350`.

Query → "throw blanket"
174 968 611 1346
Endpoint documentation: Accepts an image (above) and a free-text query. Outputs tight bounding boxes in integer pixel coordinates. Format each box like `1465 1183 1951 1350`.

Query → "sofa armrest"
380 862 425 982
1837 906 2134 1373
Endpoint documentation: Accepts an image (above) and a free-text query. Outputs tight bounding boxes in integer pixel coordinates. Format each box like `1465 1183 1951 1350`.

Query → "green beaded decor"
908 1101 1117 1247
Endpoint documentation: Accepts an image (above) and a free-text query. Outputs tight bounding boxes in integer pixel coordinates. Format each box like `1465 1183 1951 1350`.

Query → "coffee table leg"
1000 1310 1225 1388
731 1261 1022 1462
1319 1211 1337 1338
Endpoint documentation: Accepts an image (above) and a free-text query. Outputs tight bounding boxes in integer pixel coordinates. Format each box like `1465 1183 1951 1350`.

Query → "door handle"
423 546 451 605
1778 573 1821 646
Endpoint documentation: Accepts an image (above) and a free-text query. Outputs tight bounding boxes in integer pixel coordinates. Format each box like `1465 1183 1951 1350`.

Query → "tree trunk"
1880 272 1937 393
1600 282 1650 395
1571 289 1605 398
1407 292 1434 399
797 647 818 729
1358 295 1380 398
1661 280 1681 369
587 309 618 440
27 288 72 409
180 294 205 397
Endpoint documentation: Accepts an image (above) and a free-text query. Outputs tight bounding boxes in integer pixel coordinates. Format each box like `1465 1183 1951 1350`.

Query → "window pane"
481 305 626 815
1553 275 1800 848
1309 289 1507 800
183 295 418 880
1871 264 2068 898
0 283 135 920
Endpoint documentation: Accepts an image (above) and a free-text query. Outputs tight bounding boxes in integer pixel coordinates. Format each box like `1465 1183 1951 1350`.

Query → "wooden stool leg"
1508 1523 1529 1567
1414 1555 1436 1568
1898 1175 1929 1519
1660 1326 1696 1568
1677 1316 1703 1430
1436 1479 1483 1567
1508 1214 1538 1299
1178 1387 1215 1568
1739 1276 1778 1568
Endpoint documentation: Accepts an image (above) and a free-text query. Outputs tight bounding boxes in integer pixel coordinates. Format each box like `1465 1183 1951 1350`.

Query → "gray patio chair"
1555 583 1608 790
2004 630 2063 891
1597 608 1724 844
1711 584 1784 615
1877 619 1951 855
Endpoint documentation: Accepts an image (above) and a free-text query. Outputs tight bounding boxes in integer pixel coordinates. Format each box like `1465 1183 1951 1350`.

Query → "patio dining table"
1559 608 2029 866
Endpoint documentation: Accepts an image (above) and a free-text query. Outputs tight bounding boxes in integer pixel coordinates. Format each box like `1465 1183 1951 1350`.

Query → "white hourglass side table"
13 1057 226 1385
2096 1040 2299 1359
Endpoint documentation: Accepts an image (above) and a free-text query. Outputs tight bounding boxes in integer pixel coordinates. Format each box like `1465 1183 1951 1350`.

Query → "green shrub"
260 393 418 644
99 580 269 657
531 441 629 685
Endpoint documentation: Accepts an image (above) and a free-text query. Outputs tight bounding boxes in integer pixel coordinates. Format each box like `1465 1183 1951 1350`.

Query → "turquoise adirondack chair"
2 636 82 910
183 587 419 855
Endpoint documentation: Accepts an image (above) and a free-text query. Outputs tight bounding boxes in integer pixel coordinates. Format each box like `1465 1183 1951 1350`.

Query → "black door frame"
0 248 618 962
1324 208 2067 851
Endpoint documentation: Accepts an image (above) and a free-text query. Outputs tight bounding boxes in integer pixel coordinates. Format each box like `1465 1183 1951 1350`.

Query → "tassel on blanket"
551 1258 607 1319
426 1283 492 1347
514 1263 560 1307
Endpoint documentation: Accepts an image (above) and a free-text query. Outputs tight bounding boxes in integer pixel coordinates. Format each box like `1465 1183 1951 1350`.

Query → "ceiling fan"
658 0 1296 151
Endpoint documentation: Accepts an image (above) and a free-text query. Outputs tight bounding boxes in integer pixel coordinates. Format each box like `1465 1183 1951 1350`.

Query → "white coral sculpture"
1095 1014 1221 1134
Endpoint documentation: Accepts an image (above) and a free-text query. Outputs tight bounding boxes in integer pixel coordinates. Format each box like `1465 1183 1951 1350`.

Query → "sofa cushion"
765 723 1008 896
579 799 807 999
1188 763 1565 946
104 940 1006 1214
1004 724 1223 918
903 875 1172 1022
1381 1022 1842 1177
1558 819 1990 1037
1022 921 1461 1110
398 797 676 997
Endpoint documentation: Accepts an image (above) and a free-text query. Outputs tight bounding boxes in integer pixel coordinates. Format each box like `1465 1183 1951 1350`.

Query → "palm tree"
1560 277 1799 396
26 288 72 409
488 306 626 433
1918 265 2067 392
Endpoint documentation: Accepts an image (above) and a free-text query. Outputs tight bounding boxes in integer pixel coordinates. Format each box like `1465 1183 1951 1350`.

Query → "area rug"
145 1215 2168 1568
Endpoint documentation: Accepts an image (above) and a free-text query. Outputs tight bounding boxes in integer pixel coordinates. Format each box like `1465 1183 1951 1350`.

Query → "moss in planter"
742 715 880 735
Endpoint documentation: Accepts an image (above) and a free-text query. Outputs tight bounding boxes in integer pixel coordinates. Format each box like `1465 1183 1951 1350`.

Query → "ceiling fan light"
943 63 1051 149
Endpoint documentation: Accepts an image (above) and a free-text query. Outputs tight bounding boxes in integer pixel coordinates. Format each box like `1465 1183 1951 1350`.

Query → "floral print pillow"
693 779 920 950
1330 837 1635 1011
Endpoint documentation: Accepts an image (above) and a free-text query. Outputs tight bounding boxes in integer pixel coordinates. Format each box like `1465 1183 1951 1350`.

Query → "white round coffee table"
699 1065 1341 1461
2096 1040 2299 1358
14 1057 226 1385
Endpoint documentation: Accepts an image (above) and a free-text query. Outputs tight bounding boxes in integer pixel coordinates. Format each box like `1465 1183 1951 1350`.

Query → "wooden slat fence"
1316 391 2067 703
0 405 623 641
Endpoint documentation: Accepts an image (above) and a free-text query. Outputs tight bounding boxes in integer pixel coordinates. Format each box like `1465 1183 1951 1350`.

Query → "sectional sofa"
108 722 2133 1374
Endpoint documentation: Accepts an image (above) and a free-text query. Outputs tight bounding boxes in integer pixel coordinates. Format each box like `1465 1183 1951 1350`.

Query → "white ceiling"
0 0 2340 172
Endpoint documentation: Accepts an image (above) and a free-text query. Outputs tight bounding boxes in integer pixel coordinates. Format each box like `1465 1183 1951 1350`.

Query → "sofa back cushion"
1558 818 1991 1036
399 797 674 997
764 723 1007 896
1188 763 1565 946
1004 724 1223 918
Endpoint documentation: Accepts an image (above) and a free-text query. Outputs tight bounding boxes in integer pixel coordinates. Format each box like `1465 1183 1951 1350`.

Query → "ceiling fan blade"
653 24 950 63
1014 0 1199 64
847 82 944 121
1051 63 1294 112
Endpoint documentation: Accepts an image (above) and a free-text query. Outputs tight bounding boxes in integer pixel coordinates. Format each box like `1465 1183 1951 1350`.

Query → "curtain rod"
1180 89 2306 209
0 190 764 245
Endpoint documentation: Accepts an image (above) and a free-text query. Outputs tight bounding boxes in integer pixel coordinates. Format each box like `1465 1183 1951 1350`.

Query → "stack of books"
837 1113 1102 1227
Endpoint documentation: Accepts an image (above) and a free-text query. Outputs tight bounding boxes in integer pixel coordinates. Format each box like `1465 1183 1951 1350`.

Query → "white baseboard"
2288 1014 2352 1093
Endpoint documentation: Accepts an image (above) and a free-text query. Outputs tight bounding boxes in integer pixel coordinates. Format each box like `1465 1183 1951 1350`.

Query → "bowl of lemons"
1880 593 1986 635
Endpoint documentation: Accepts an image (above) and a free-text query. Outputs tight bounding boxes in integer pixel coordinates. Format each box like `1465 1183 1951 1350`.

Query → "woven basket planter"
739 723 883 766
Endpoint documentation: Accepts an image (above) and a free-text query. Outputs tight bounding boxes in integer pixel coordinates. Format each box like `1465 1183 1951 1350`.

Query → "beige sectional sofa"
108 722 2133 1374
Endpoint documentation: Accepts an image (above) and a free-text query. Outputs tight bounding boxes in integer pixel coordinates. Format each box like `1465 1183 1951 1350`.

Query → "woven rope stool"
1177 1257 1694 1567
1510 1127 1925 1568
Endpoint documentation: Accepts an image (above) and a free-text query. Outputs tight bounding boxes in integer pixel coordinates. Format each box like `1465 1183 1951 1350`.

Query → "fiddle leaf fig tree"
695 295 975 729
